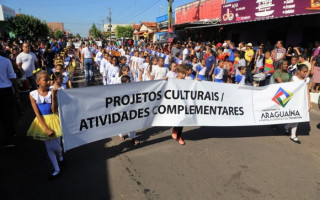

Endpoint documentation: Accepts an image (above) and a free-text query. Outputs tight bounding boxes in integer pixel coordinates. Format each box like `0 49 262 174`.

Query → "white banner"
58 80 309 151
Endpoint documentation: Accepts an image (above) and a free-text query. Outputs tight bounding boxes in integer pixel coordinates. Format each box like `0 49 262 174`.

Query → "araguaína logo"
272 87 293 108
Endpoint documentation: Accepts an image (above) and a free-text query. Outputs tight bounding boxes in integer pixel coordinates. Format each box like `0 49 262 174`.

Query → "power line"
118 0 162 24
115 0 160 23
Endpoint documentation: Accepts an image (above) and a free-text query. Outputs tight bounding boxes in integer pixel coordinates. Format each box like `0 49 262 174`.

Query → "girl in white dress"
284 64 311 144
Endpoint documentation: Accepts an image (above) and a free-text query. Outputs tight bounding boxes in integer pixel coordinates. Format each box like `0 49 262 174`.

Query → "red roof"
133 24 141 30
141 22 156 28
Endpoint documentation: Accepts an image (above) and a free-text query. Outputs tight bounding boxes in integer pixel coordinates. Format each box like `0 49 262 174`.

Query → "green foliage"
7 14 49 40
75 33 81 38
55 30 65 39
89 23 101 39
102 32 111 38
115 25 134 39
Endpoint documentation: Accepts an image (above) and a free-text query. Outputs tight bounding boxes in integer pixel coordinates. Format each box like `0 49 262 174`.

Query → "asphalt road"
1 67 320 200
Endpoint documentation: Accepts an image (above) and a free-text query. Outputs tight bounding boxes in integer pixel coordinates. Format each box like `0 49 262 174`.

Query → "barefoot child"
27 71 63 179
171 64 187 145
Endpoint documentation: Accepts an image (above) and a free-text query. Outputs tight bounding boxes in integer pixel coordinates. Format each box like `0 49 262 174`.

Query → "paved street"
1 67 320 200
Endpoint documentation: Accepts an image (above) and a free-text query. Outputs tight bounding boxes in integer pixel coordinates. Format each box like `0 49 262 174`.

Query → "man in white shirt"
0 46 18 148
150 57 168 80
81 43 96 85
16 42 39 90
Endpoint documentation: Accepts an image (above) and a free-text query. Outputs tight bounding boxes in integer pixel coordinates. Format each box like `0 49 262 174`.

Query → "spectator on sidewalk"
0 44 18 148
272 40 286 70
16 42 39 91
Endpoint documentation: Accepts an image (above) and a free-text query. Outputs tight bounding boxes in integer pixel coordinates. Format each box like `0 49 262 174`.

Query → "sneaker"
48 171 61 180
3 143 15 148
178 137 185 145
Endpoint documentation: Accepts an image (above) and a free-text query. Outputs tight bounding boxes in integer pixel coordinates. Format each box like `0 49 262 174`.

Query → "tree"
7 14 49 40
115 25 134 39
55 30 64 39
102 32 111 38
89 23 101 39
75 33 81 38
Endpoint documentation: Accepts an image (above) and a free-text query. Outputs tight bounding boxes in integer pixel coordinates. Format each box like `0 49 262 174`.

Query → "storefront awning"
186 12 320 29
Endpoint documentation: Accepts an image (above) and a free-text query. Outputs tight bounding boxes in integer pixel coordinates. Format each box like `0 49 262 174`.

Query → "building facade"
47 22 64 32
0 4 15 21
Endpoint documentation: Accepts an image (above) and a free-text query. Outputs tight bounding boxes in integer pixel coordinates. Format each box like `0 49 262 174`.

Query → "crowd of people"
1 36 319 179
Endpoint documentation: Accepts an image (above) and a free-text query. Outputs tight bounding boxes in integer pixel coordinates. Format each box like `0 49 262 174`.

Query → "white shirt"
16 52 38 77
150 65 168 80
142 63 151 81
0 56 16 88
30 90 52 104
119 48 125 56
164 54 170 65
292 76 310 83
183 48 188 61
100 58 108 74
107 65 119 85
49 85 65 91
166 71 177 79
125 55 130 65
81 47 94 59
95 51 103 64
61 71 70 88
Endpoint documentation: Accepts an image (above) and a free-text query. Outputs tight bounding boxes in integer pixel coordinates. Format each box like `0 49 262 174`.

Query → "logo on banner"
272 87 293 108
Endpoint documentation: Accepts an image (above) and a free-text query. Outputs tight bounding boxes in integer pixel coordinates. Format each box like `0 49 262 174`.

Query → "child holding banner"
118 75 140 145
284 64 311 144
171 64 188 145
27 71 63 179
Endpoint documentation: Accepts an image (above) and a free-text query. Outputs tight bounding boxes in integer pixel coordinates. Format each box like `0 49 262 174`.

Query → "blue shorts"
198 75 206 81
214 79 224 83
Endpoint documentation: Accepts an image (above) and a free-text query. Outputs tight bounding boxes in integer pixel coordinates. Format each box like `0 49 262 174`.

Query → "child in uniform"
165 63 177 79
49 72 65 90
212 60 224 83
150 57 168 80
185 64 196 80
235 66 246 85
196 59 207 81
106 56 119 85
54 64 72 89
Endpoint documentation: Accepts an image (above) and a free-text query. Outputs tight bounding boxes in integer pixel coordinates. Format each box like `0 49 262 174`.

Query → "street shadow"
182 123 311 141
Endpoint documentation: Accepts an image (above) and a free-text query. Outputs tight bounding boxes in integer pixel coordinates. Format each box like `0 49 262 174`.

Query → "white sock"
45 140 60 173
291 125 298 139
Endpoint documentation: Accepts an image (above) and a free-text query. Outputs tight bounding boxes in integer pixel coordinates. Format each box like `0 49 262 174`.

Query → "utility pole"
168 0 174 33
101 20 105 32
107 8 112 40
